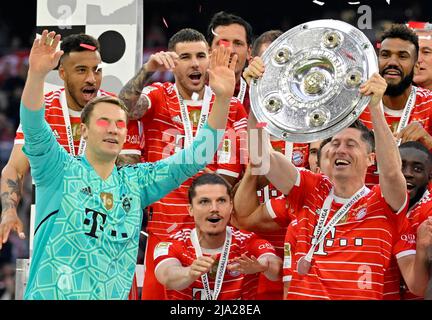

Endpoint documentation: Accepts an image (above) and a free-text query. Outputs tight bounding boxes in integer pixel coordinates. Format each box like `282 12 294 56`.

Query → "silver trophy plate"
249 19 378 143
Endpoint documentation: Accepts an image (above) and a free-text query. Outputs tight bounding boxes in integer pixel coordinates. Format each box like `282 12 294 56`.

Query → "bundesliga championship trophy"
249 19 378 143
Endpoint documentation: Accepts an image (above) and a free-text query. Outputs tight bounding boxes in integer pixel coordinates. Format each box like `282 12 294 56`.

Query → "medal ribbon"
190 227 232 300
60 90 86 156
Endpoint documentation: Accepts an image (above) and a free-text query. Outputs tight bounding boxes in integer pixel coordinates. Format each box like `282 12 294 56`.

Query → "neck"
409 185 427 209
333 178 365 198
85 150 116 180
177 84 205 100
64 90 83 112
196 228 226 249
382 86 412 110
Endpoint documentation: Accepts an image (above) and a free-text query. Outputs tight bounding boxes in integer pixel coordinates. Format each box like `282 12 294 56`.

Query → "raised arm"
22 30 63 110
0 145 29 247
232 164 281 232
118 51 178 120
360 73 406 211
248 112 298 195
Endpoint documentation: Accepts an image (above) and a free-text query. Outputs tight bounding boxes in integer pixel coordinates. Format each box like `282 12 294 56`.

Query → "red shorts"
141 233 167 300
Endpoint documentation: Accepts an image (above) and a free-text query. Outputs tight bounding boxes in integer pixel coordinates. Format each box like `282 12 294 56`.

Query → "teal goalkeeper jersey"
20 103 221 300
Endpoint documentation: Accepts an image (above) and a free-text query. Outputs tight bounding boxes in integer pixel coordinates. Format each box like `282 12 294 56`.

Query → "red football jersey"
359 86 432 187
274 169 415 300
154 227 277 300
140 82 248 238
15 88 141 156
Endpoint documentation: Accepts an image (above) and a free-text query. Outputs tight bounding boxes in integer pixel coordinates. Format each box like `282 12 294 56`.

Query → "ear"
188 204 193 217
80 123 88 140
58 64 65 81
366 152 376 167
246 46 252 62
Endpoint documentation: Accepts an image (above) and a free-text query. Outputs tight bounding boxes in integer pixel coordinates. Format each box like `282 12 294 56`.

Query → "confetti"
256 122 267 128
211 28 219 37
313 0 325 5
80 43 96 51
162 17 169 28
218 40 230 47
347 1 360 4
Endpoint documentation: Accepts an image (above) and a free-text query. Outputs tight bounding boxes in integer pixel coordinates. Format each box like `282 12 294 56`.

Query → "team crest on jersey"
122 197 131 213
100 192 114 210
355 208 367 220
227 263 241 277
189 110 202 127
292 150 304 166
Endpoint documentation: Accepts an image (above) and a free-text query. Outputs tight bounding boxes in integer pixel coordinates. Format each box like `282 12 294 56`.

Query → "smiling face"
189 183 233 238
80 101 128 160
378 38 417 96
172 41 209 99
400 147 432 201
328 128 374 183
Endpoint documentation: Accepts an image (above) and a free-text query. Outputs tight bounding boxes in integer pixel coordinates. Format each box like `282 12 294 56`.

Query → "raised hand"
145 51 179 73
28 30 63 78
243 56 265 86
208 45 237 99
359 73 387 109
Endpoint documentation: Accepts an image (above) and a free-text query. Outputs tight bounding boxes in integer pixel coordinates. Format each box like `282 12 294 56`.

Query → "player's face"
308 140 322 173
81 102 128 159
414 32 432 89
59 50 102 110
328 128 374 182
172 41 209 99
318 142 332 176
189 184 233 237
210 24 251 79
378 38 417 96
400 147 432 201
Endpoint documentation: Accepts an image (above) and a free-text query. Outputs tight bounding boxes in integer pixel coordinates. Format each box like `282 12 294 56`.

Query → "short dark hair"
399 141 432 164
188 173 232 204
81 96 128 125
251 30 283 57
206 11 253 47
348 120 375 152
380 24 419 58
317 137 332 168
60 33 100 62
168 28 208 51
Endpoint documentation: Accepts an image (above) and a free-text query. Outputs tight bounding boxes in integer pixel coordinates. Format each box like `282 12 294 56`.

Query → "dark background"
1 0 431 51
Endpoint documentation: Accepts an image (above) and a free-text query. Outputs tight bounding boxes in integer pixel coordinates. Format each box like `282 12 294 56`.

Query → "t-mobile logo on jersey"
83 208 107 238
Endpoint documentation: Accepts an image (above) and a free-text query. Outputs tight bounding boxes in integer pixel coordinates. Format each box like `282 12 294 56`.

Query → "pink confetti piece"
256 122 267 128
80 43 96 51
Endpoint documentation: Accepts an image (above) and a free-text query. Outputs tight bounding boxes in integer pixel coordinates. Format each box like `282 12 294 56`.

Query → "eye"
96 119 110 127
116 120 126 129
414 166 424 173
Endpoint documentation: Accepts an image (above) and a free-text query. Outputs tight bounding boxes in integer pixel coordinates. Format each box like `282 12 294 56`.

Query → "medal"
297 255 312 275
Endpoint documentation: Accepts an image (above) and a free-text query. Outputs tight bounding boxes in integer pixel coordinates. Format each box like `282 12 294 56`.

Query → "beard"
383 68 414 97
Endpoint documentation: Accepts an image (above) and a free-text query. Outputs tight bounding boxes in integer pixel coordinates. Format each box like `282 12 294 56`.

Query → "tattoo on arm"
1 178 23 213
119 65 154 119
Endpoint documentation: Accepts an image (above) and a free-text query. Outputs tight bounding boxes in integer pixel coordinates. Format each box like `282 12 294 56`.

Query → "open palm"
208 46 237 98
28 30 64 77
